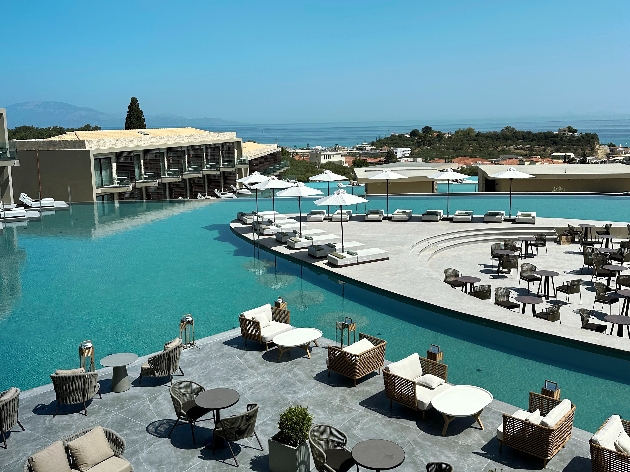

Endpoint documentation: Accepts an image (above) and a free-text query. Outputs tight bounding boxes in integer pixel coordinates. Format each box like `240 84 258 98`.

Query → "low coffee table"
273 328 322 361
431 385 493 436
352 439 405 472
515 295 544 315
455 276 481 294
100 353 138 393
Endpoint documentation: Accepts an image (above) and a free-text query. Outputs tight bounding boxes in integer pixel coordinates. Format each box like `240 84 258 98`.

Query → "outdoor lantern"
542 380 561 399
79 340 95 372
275 296 287 309
179 315 195 349
427 344 443 363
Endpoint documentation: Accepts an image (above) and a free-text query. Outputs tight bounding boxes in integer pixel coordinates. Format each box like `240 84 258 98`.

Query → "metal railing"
237 158 249 165
163 169 181 178
204 163 220 171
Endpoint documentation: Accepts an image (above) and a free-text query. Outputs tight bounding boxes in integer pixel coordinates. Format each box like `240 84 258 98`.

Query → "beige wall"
365 180 434 194
12 150 95 202
494 178 630 193
0 166 14 204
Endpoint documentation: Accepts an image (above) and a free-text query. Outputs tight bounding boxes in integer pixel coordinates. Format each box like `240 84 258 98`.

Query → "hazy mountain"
4 101 239 129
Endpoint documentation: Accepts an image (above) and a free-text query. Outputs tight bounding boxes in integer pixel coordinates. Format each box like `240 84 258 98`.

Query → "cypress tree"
124 97 146 130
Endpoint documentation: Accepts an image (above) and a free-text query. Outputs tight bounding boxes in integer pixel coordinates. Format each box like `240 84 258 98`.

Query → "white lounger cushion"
386 353 423 380
422 210 443 221
242 304 273 323
343 338 374 355
615 429 630 455
391 210 412 221
416 373 445 389
327 252 357 266
356 248 388 262
252 313 270 328
497 409 530 441
592 415 624 451
540 399 572 428
261 321 293 342
416 382 452 411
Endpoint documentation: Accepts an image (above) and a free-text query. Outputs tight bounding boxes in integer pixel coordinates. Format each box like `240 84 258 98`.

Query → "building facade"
309 150 346 166
0 108 19 205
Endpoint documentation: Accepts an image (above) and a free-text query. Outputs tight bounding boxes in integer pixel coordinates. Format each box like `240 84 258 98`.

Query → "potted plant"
269 405 313 472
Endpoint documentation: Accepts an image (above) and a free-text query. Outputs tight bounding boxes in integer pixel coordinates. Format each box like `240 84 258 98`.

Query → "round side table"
100 353 138 393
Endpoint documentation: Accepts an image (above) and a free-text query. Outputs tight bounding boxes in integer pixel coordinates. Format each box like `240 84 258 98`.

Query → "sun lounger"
391 209 412 221
327 248 389 266
515 211 536 224
452 210 473 222
364 209 384 221
308 241 363 258
276 228 325 243
306 210 327 222
19 193 69 210
421 210 443 221
356 248 389 263
331 210 352 222
484 210 505 223
0 207 28 222
287 233 341 249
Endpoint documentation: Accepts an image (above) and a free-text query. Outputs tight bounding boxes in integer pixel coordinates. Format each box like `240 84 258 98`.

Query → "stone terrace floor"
3 329 592 472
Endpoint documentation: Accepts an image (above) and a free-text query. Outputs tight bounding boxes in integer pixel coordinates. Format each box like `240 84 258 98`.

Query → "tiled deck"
3 330 592 471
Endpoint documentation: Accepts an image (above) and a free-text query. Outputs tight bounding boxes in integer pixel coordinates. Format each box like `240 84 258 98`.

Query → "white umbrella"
314 189 368 252
277 183 323 234
251 177 293 221
368 169 407 218
310 170 347 215
490 167 533 218
428 168 468 217
238 172 269 213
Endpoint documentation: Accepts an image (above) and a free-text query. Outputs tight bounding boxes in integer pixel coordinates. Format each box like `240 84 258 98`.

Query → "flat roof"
478 163 630 179
241 142 279 160
354 162 455 182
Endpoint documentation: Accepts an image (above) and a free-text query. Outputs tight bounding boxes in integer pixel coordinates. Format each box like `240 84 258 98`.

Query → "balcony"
159 169 182 183
220 160 236 170
183 165 203 179
202 163 220 175
134 173 160 188
236 158 249 167
0 147 19 167
262 161 289 176
97 175 133 194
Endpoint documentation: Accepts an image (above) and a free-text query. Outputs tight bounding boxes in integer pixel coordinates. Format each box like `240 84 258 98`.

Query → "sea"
202 117 630 149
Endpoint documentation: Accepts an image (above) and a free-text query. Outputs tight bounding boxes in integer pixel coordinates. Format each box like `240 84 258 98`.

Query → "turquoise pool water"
1 197 629 433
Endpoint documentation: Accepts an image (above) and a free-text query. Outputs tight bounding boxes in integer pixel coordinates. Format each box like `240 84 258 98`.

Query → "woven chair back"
309 424 348 472
500 254 518 270
50 372 99 405
148 344 183 377
0 388 20 433
217 404 259 442
583 247 594 265
594 282 608 296
443 268 460 282
575 309 592 328
504 240 518 252
491 242 503 256
170 381 204 419
495 287 511 303
617 275 630 288
472 285 491 300
534 233 547 245
520 263 536 276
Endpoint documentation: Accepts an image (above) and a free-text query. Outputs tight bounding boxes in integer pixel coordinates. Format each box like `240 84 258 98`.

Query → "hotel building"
0 108 19 205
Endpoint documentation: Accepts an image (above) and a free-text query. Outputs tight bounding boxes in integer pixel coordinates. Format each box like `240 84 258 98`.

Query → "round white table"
273 328 322 361
431 385 493 436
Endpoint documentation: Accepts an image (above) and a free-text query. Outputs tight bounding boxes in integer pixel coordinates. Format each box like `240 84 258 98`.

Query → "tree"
410 129 421 138
384 150 398 163
607 142 616 147
352 157 370 168
421 126 433 135
125 97 146 130
566 126 578 134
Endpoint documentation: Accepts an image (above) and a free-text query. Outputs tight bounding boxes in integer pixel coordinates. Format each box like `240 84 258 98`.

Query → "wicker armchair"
50 369 101 417
491 243 503 267
443 268 465 289
617 274 630 291
594 282 619 315
533 233 547 254
504 240 520 254
327 333 386 386
555 279 581 303
383 355 448 420
213 404 262 466
0 388 24 448
534 304 561 323
309 424 355 472
426 464 453 472
498 254 518 275
168 380 213 444
470 284 491 300
495 287 519 310
499 392 575 467
519 263 541 292
582 247 595 274
139 338 184 385
239 306 291 350
24 427 132 472
590 416 630 472
592 253 612 281
575 309 607 333
596 223 612 237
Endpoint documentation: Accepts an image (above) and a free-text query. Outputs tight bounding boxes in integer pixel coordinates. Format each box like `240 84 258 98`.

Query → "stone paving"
2 329 592 472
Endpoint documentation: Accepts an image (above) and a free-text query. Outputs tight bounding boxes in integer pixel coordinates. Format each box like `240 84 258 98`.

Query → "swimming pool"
1 197 629 432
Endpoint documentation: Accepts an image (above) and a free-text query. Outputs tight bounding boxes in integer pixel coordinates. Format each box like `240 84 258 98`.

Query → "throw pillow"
54 368 85 375
615 428 630 455
540 399 572 428
66 427 115 472
387 353 423 380
29 441 72 472
526 409 542 425
342 338 374 355
415 373 445 389
252 313 270 328
592 415 624 451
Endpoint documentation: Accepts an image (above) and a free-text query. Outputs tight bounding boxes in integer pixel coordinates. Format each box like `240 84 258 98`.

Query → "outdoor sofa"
327 248 389 267
331 210 352 222
306 210 327 222
327 333 386 386
497 392 575 467
422 210 443 221
484 210 505 223
452 210 473 222
589 415 630 472
287 233 340 249
308 241 363 258
515 211 536 224
24 426 133 472
364 209 384 221
383 353 451 419
239 303 293 350
391 209 412 221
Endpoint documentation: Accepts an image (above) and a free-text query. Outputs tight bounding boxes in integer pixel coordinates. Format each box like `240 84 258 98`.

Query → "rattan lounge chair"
239 303 292 350
470 284 491 300
364 209 384 221
590 415 630 472
0 388 24 448
327 333 386 386
575 309 607 333
169 381 213 445
213 404 262 466
556 279 582 303
497 392 575 467
534 304 561 323
592 253 612 281
50 368 101 417
24 427 133 472
139 338 184 385
309 425 355 472
519 263 541 292
495 287 519 310
443 268 465 289
383 353 450 420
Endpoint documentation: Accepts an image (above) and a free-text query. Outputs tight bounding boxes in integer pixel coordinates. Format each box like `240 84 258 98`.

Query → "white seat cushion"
88 456 133 472
615 428 630 455
242 304 273 323
252 313 270 328
592 415 624 451
527 409 542 425
497 409 529 441
387 353 423 380
342 338 374 355
416 382 451 411
415 373 445 389
540 399 572 428
261 321 293 342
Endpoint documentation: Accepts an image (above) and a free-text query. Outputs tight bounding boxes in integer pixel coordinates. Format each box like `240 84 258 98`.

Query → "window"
94 156 112 188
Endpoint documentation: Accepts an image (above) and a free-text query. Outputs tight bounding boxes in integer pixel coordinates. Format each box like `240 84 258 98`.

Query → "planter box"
268 434 311 472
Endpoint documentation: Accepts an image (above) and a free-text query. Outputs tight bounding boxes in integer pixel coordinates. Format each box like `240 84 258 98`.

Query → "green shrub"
276 405 313 447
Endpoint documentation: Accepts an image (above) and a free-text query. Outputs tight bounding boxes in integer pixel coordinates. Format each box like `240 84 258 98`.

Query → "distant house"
551 152 575 161
309 150 347 166
391 148 411 159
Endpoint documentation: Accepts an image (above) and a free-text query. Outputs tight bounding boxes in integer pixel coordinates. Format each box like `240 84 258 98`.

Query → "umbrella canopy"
490 167 533 217
368 169 408 217
428 168 469 217
251 177 293 219
310 170 347 214
315 189 368 252
277 183 323 234
238 172 270 213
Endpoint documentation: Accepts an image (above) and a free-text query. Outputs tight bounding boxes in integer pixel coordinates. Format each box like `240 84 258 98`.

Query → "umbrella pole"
509 178 513 218
272 190 275 222
386 179 389 218
340 205 344 253
327 181 330 216
298 196 302 235
447 180 450 217
255 188 258 214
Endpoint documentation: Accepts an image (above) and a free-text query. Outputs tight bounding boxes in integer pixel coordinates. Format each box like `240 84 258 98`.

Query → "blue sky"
2 0 629 123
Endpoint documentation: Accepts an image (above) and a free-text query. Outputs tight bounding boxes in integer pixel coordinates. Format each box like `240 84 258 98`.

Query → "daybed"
484 210 505 223
24 426 133 472
421 210 443 222
327 333 386 386
287 233 341 249
515 211 536 224
452 210 473 223
327 248 389 267
383 353 451 419
590 415 630 472
497 392 575 467
308 241 363 258
331 210 352 222
306 210 327 222
239 303 293 350
391 209 412 221
364 209 384 221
